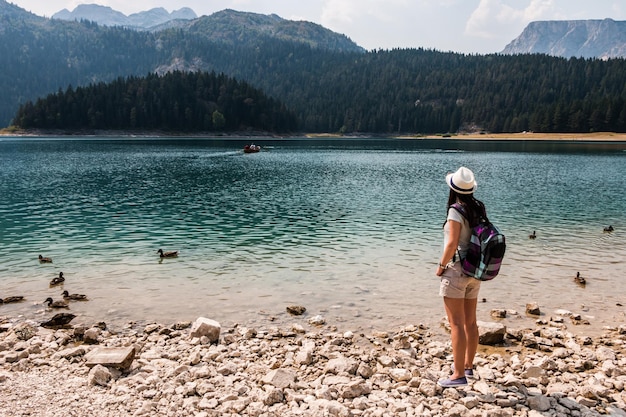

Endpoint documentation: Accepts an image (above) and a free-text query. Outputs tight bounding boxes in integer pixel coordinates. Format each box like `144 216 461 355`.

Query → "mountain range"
52 4 197 29
502 18 626 59
1 0 625 135
34 3 626 59
51 5 364 53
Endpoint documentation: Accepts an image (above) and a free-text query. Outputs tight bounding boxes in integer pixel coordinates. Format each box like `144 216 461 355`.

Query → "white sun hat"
446 166 477 194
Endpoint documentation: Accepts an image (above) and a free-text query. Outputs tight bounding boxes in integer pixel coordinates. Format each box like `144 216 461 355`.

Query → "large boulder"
85 346 135 370
189 317 221 343
478 321 506 345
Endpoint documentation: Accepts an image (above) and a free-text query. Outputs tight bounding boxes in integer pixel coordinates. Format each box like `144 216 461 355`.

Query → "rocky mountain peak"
502 19 626 59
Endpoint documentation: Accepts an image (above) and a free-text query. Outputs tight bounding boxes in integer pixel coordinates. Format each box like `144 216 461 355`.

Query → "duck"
157 249 178 258
49 272 65 286
1 296 25 304
603 225 614 233
61 290 88 301
38 254 53 263
44 297 69 309
574 272 586 286
41 313 76 328
529 231 537 239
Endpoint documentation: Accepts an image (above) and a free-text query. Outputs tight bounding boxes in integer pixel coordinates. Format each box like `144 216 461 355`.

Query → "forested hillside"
0 8 160 126
2 1 626 134
12 71 298 133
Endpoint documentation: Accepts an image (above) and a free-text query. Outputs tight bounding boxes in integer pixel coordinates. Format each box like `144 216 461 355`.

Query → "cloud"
320 0 411 27
611 1 625 16
320 0 356 25
465 0 556 40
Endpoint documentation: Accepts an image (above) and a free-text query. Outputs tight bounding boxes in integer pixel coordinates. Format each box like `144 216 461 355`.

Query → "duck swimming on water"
574 272 586 286
1 296 25 304
603 225 614 233
62 290 88 301
50 272 65 286
529 231 536 239
44 297 69 309
157 249 178 258
39 255 53 263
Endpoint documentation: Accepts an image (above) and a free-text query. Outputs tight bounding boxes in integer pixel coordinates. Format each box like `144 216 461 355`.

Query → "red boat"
243 144 261 153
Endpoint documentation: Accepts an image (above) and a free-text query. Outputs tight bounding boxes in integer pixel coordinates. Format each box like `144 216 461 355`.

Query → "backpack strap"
451 202 486 226
449 203 467 263
450 203 467 219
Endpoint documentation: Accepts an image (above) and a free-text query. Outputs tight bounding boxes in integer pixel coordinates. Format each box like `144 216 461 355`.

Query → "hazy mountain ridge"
52 4 197 29
502 19 626 59
176 9 364 53
48 5 363 52
49 5 363 52
0 0 45 23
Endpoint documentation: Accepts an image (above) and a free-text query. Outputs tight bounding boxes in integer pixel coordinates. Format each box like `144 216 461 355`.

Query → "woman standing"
436 166 487 388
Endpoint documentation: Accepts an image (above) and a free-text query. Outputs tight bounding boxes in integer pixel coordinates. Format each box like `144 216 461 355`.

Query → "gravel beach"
1 311 625 417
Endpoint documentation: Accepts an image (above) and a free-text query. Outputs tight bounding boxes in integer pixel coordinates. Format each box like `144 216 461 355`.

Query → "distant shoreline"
2 128 626 142
318 131 626 142
425 131 626 141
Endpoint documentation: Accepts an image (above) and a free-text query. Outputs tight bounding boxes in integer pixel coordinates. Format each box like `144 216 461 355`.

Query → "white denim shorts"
439 261 481 299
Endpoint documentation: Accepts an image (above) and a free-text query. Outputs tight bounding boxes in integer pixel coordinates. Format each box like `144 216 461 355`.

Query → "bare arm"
436 219 461 276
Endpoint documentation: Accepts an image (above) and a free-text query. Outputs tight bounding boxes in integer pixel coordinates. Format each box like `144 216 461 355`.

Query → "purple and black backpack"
451 203 506 281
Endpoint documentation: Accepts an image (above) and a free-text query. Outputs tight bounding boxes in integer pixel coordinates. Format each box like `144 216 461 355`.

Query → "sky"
9 0 626 54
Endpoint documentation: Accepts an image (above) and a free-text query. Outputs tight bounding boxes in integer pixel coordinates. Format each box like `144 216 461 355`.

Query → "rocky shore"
1 312 626 417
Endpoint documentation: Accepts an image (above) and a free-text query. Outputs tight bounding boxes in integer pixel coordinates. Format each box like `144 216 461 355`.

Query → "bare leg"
463 297 479 370
443 296 467 380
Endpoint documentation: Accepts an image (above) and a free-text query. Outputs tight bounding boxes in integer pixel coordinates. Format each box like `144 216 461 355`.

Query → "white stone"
554 309 573 316
85 346 135 370
596 346 616 362
262 368 295 388
461 396 480 409
472 380 492 396
189 317 221 343
84 327 101 344
389 368 412 382
52 346 85 360
341 380 371 399
263 387 284 405
295 348 313 365
419 379 438 397
88 364 112 387
325 355 349 374
357 363 374 378
308 315 326 326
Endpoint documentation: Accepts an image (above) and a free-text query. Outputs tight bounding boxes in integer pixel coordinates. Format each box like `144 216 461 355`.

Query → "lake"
1 136 624 336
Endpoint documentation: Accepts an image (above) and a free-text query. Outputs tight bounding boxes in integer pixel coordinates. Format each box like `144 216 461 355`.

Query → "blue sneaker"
438 376 468 388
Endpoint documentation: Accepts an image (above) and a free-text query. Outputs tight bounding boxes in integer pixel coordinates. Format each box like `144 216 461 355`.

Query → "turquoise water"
1 137 625 334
